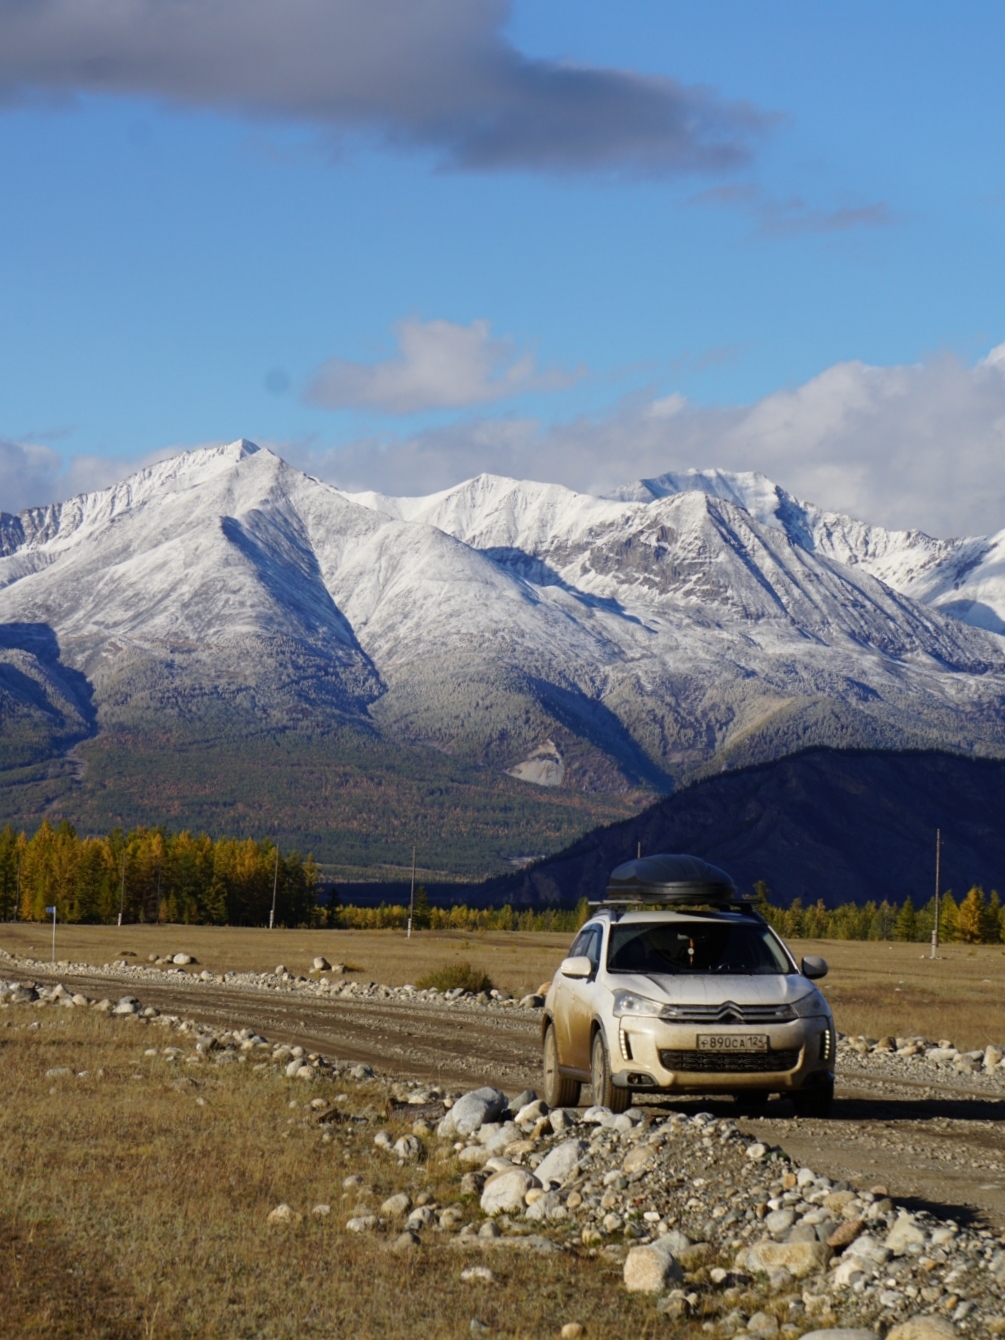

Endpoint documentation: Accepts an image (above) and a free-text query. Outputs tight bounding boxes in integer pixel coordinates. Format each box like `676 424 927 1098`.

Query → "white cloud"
305 317 578 413
305 343 1005 537
8 344 1005 540
0 0 768 177
0 438 185 514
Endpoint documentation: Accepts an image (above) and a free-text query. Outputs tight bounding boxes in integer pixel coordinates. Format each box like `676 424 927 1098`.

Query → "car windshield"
607 919 792 976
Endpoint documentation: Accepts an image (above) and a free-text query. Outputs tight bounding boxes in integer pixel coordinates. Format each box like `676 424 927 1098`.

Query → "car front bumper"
609 1015 835 1092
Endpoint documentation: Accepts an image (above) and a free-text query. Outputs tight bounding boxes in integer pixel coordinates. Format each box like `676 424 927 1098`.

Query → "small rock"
823 1190 858 1213
172 953 195 966
266 1203 301 1224
746 1312 779 1338
392 1230 420 1252
312 957 331 971
312 1204 332 1217
443 1087 508 1137
765 1207 795 1236
44 1067 72 1078
560 1326 584 1340
744 1239 832 1279
460 1267 497 1284
381 1192 412 1217
746 1142 768 1160
622 1144 656 1175
481 1168 540 1216
393 1135 422 1160
828 1220 866 1248
534 1139 589 1186
885 1212 926 1255
623 1240 684 1293
346 1215 378 1232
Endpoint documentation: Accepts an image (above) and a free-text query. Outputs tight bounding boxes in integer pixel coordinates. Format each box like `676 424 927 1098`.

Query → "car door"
564 925 602 1074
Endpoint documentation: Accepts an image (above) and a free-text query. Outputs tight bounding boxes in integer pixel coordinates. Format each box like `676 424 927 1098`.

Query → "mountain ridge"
2 442 1005 874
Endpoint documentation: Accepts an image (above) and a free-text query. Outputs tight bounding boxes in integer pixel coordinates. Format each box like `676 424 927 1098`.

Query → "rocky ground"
4 959 1005 1339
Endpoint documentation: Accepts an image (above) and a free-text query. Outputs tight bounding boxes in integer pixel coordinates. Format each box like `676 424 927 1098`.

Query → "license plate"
696 1033 769 1052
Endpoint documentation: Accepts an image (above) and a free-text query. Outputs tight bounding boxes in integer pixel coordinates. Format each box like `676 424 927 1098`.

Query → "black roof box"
603 853 743 905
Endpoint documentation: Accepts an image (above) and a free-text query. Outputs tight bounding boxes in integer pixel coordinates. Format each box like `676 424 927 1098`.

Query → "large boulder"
534 1139 589 1187
623 1239 684 1293
799 1332 878 1340
440 1087 508 1137
480 1168 540 1216
886 1320 957 1340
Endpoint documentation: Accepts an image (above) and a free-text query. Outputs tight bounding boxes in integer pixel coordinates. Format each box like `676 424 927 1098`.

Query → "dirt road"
24 965 1005 1231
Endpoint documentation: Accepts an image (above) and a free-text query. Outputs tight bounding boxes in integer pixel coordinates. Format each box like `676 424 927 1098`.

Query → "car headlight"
790 989 828 1018
612 989 662 1018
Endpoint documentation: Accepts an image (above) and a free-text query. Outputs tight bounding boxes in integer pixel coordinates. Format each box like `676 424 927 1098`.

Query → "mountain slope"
2 442 1005 873
473 748 1005 910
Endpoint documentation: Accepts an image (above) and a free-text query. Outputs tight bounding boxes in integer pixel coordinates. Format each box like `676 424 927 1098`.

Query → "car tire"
542 1022 581 1108
590 1028 630 1113
792 1078 834 1119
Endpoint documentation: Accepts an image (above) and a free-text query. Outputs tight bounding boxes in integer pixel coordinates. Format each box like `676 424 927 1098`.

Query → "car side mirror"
801 955 828 980
560 955 594 979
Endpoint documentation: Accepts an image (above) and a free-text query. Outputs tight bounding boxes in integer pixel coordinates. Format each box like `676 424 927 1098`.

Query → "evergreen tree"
983 890 1002 944
894 895 917 942
752 880 772 918
412 884 431 929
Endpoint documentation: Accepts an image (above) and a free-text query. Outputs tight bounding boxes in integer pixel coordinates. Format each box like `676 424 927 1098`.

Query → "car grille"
659 1048 801 1073
658 1001 797 1024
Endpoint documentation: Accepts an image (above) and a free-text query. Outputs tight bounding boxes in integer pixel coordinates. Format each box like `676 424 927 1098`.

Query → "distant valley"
2 440 1005 876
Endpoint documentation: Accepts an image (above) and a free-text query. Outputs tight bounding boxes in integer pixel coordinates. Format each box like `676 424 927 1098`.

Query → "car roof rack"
590 852 755 909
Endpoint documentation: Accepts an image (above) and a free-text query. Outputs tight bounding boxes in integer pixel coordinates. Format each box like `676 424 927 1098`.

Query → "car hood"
609 973 821 1008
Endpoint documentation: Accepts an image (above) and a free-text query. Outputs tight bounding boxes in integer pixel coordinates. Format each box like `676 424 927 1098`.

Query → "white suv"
541 854 835 1117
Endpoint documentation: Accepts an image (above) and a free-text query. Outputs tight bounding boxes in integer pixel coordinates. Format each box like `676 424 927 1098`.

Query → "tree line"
0 821 320 927
754 881 1005 943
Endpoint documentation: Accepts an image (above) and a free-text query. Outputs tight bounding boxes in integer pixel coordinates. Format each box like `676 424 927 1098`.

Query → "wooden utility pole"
269 846 279 930
931 828 942 958
407 846 416 940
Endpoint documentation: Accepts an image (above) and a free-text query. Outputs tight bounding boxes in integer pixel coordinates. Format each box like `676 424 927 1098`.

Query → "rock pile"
412 1090 1003 1336
0 948 545 1012
838 1033 1005 1094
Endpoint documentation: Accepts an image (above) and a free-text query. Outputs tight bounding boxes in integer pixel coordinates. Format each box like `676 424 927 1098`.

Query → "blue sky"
2 1 1005 535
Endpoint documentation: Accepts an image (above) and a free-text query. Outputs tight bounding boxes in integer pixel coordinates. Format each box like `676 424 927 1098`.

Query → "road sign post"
46 905 56 962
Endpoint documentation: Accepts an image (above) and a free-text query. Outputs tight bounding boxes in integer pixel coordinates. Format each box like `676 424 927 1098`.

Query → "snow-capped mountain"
3 440 1005 812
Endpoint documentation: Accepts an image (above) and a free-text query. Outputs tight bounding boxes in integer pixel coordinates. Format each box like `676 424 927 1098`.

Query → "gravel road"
24 965 1005 1231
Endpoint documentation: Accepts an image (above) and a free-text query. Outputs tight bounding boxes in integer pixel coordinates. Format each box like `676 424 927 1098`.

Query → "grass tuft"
414 961 493 994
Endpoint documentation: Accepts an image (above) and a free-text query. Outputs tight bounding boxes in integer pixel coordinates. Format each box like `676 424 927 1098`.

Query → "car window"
568 928 593 959
607 920 793 976
568 925 602 967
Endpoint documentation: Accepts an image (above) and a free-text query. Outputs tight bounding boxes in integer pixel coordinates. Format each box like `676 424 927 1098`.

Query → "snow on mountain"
3 441 1005 800
610 466 1005 634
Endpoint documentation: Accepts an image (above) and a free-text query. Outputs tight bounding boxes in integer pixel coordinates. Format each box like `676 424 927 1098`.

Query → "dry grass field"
3 923 1005 1050
0 923 570 999
0 1010 660 1340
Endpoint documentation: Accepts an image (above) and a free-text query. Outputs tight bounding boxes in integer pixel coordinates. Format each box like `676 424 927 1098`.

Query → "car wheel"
792 1078 834 1119
542 1022 581 1108
590 1028 630 1113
